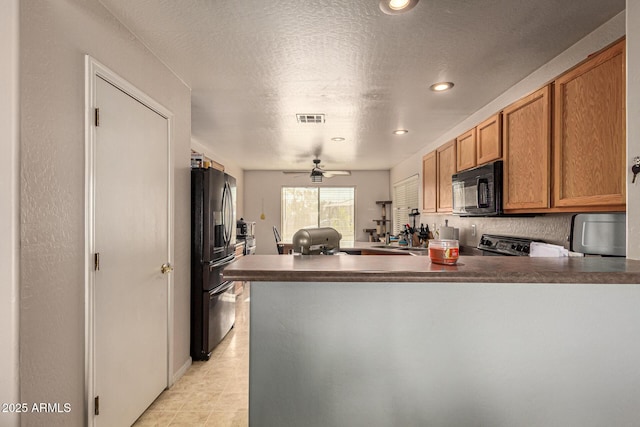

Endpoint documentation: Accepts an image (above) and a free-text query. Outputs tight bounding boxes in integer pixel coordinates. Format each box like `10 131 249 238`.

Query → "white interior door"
94 76 169 426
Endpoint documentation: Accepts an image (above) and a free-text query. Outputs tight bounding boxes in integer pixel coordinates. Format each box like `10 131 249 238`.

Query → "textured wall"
20 0 191 425
244 170 390 254
1 1 20 426
418 214 574 248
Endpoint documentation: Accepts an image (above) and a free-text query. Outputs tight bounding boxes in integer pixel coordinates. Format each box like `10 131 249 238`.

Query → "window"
392 175 419 234
281 187 355 242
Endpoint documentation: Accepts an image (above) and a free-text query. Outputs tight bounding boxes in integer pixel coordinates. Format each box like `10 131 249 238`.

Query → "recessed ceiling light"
379 0 419 15
331 137 346 142
389 0 410 9
430 82 454 92
393 129 409 135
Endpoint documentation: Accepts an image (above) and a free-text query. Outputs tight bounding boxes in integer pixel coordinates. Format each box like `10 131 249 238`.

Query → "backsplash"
416 214 575 248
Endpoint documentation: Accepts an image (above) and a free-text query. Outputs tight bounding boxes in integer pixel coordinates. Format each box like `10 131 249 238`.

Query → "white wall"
244 171 390 254
20 1 191 425
627 1 640 259
390 12 627 249
0 1 20 426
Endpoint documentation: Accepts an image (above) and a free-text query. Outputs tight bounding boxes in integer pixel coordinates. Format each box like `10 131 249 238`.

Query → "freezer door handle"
209 254 235 270
210 280 235 297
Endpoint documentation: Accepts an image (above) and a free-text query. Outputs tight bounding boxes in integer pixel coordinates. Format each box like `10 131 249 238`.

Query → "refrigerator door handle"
221 182 228 245
222 181 233 246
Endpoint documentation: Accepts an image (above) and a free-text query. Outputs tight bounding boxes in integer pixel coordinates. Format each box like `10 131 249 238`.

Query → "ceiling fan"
283 159 351 182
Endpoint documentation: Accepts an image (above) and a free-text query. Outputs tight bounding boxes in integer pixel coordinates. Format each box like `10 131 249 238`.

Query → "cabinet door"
456 128 476 171
437 140 456 212
553 39 626 208
477 113 502 165
422 151 437 213
502 86 551 211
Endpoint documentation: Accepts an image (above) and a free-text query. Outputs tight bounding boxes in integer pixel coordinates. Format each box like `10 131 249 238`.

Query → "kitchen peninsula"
224 255 640 427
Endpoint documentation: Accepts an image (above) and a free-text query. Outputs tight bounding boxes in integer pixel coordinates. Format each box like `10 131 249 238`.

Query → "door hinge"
94 253 100 271
94 396 99 415
94 108 100 127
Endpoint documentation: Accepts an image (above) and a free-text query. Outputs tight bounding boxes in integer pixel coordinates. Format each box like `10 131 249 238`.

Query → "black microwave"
452 160 503 216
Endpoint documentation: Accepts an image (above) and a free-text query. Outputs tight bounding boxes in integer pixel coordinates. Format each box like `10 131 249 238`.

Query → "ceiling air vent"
296 114 325 124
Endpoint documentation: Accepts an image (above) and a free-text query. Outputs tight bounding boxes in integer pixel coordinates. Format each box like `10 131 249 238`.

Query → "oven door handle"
209 254 236 270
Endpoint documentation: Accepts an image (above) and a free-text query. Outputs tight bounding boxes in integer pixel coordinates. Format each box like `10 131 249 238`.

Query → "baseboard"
171 357 192 386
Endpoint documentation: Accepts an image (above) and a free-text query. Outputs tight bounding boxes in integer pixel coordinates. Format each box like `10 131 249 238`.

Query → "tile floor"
133 284 250 426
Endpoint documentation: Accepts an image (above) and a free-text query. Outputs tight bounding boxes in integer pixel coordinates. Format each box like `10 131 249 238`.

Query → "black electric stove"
477 234 539 256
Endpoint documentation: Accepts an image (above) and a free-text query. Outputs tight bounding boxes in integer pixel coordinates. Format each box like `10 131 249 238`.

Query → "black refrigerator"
191 168 237 360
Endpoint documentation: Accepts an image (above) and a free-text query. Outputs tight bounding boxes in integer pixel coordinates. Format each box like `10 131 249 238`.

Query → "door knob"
161 263 174 274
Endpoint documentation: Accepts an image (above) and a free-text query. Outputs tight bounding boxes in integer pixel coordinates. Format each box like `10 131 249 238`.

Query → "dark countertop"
277 240 481 256
223 254 640 284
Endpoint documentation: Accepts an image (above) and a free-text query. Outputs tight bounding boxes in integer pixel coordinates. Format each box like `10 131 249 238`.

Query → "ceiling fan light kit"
311 159 324 183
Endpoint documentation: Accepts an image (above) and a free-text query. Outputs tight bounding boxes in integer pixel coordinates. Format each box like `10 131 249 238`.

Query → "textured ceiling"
99 0 624 171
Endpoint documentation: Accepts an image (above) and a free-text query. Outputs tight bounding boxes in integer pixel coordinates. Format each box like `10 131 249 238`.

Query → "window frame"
281 185 356 242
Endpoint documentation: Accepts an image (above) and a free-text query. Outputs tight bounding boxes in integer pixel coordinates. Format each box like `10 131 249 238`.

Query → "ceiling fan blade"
282 170 309 178
322 170 351 178
285 158 351 181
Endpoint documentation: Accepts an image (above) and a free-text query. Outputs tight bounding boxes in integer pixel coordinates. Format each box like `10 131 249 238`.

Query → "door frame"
84 55 175 426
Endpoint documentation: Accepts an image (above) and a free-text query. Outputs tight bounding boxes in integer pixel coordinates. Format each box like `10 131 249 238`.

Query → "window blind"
392 175 419 235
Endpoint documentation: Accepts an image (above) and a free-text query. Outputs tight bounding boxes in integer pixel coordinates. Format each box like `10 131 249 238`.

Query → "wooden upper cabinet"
455 113 502 172
422 151 437 213
437 140 456 212
476 113 502 165
456 128 477 171
502 86 551 211
553 39 626 208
